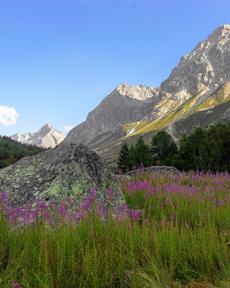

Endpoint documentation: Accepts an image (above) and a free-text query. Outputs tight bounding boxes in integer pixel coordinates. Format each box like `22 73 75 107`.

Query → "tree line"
0 136 44 168
118 124 230 173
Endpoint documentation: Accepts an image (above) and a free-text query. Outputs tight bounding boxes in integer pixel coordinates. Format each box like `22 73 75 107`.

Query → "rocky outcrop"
161 25 230 97
156 24 230 119
0 144 124 207
12 124 65 149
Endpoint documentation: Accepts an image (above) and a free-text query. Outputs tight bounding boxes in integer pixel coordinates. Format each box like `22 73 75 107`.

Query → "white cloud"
0 105 19 126
64 125 74 133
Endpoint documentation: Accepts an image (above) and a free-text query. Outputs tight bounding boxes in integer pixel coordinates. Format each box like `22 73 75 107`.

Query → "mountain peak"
114 83 158 100
217 24 230 31
11 124 65 148
40 123 52 131
206 24 230 42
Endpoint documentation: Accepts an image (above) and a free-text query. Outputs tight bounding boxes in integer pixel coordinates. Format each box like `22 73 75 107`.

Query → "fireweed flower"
114 204 141 222
36 199 47 210
96 200 107 219
127 209 142 221
59 202 67 217
1 191 8 202
81 189 97 210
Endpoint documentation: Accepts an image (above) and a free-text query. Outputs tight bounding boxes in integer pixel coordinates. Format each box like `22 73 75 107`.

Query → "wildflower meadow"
1 172 230 287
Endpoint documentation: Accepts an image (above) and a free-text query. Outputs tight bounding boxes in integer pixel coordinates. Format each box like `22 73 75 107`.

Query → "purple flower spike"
1 191 8 202
59 202 66 217
127 209 142 221
81 189 97 210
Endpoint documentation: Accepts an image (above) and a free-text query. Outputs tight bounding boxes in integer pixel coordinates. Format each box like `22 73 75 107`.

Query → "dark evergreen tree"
135 136 152 167
179 128 220 171
208 124 230 171
0 136 44 169
117 142 130 173
128 144 137 171
151 131 178 165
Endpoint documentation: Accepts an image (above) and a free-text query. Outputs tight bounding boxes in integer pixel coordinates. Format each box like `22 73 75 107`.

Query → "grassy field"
1 172 230 287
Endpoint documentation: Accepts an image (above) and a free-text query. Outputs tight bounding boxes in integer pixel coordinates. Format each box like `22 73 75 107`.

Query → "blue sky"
0 0 230 136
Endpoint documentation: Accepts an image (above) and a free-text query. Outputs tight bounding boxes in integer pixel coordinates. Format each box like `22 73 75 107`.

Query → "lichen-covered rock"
0 144 125 207
126 166 180 176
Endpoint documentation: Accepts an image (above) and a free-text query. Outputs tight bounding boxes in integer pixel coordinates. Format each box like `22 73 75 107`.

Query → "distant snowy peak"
11 132 33 144
11 124 65 148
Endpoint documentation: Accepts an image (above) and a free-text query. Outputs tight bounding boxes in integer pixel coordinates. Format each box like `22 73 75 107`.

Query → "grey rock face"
0 144 124 207
160 24 230 99
64 84 159 146
12 124 65 149
144 24 230 125
168 101 230 140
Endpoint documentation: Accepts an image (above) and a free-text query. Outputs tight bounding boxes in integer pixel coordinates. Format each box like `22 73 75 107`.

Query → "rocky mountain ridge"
63 24 230 164
65 84 159 146
12 124 65 149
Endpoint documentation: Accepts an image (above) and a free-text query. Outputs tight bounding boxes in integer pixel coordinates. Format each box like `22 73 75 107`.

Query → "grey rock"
127 166 180 176
0 144 124 207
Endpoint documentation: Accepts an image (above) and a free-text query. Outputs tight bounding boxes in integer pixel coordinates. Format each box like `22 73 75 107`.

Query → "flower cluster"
123 172 230 208
0 187 142 226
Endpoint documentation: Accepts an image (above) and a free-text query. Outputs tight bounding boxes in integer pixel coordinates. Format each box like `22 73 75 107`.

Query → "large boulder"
0 144 124 207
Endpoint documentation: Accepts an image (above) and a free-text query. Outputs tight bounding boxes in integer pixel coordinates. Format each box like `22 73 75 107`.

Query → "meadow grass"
1 172 230 287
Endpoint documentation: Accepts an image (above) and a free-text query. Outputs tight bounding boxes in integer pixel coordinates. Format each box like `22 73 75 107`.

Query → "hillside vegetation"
118 124 230 173
0 136 44 168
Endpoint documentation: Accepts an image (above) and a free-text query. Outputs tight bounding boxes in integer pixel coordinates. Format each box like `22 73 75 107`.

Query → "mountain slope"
65 24 230 164
131 24 230 136
12 124 65 149
0 136 43 168
168 81 230 140
65 84 159 146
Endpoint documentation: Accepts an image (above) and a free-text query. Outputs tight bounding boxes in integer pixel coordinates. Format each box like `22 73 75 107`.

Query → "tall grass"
1 172 230 287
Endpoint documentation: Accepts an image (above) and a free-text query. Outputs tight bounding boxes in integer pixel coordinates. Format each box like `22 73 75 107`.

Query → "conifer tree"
151 131 178 165
128 144 137 171
179 128 220 171
135 136 152 167
117 142 130 173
